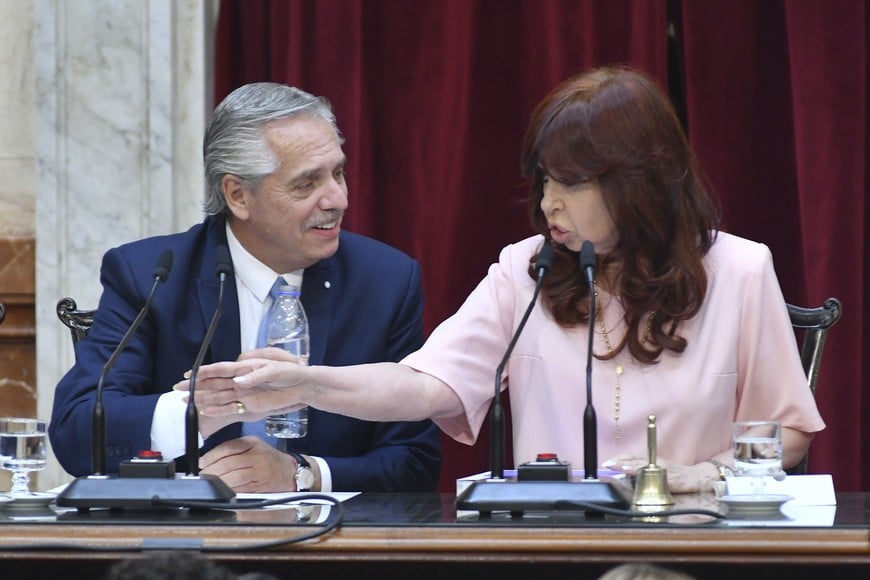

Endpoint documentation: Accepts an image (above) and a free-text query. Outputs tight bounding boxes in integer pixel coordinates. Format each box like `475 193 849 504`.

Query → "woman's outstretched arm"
177 347 464 426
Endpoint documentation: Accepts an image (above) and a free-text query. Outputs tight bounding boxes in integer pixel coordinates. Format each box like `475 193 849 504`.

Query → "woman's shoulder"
493 234 546 275
706 231 773 275
498 234 546 260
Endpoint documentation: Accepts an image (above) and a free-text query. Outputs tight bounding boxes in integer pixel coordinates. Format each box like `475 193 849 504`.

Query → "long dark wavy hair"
521 66 721 364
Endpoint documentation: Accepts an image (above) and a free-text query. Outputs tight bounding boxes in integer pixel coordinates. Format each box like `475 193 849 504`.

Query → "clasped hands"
173 348 310 492
174 346 309 429
602 454 721 494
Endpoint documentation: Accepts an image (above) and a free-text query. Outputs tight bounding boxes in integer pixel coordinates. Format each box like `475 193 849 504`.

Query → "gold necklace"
593 284 655 444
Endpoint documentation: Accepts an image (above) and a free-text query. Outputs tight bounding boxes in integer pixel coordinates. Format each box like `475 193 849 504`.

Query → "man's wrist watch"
288 452 315 492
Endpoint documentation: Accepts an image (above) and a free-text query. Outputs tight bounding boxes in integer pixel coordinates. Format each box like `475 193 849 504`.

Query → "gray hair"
202 82 342 215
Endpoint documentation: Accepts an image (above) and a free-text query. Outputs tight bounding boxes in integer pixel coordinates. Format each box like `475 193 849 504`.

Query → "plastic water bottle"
263 284 309 438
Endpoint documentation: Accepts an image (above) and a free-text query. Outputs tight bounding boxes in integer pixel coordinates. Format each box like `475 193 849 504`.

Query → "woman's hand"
602 453 721 494
178 355 458 424
174 347 309 418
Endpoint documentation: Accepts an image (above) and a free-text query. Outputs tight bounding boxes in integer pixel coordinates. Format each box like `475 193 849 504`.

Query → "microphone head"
535 244 555 275
153 249 174 282
214 245 233 278
579 240 596 273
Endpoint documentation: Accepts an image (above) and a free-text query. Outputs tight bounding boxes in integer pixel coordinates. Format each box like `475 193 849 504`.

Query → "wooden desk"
2 493 869 579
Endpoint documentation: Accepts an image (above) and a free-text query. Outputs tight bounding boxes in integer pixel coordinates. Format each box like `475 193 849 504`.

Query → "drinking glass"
0 417 47 497
731 420 782 495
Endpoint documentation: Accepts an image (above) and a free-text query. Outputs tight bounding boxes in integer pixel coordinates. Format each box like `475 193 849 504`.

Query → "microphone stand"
489 244 554 480
91 277 161 475
185 245 233 476
93 249 173 475
457 241 632 517
581 240 598 480
56 248 236 511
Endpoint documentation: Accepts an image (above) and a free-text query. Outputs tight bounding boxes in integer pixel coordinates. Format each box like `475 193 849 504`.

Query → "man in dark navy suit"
49 83 441 493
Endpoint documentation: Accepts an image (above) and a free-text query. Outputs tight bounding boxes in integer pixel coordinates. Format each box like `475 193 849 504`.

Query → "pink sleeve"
401 237 541 445
734 244 826 433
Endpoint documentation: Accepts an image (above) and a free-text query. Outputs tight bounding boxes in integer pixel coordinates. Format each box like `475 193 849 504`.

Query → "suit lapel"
196 275 241 364
301 259 336 366
195 225 242 365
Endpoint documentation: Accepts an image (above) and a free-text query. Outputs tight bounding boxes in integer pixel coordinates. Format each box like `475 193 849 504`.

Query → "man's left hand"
199 435 296 492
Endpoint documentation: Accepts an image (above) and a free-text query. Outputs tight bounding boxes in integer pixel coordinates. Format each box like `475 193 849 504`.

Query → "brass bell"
632 415 675 508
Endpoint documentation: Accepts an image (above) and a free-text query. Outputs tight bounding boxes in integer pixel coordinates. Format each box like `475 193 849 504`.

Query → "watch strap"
288 451 310 469
288 451 313 491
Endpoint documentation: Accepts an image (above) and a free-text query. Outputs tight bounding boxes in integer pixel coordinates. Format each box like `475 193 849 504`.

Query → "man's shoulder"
337 231 416 263
110 217 218 259
101 218 225 287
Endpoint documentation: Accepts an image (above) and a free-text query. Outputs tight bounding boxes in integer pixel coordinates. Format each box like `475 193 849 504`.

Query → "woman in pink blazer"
184 66 824 494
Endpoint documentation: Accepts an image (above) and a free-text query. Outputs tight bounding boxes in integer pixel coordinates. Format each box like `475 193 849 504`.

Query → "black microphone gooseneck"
92 249 173 475
185 245 233 475
579 240 598 480
489 243 555 479
456 241 633 515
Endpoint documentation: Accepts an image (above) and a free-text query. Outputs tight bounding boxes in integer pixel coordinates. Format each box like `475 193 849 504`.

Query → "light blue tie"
242 276 288 446
256 276 289 349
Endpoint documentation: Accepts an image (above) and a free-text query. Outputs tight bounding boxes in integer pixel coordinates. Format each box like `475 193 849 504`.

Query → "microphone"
489 243 554 479
185 245 233 475
579 240 598 479
456 240 632 517
56 248 236 511
92 249 174 475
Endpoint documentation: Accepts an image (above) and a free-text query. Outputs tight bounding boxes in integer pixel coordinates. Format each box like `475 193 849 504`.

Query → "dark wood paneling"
0 236 36 491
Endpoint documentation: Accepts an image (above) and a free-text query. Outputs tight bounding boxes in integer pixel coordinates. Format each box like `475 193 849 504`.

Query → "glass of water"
0 417 47 496
731 420 782 495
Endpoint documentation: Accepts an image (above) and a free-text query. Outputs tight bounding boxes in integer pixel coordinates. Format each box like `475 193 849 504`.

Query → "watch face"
296 467 316 491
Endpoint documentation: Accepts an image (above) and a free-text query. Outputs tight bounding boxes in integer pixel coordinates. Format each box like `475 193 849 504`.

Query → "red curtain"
679 0 867 491
214 0 868 492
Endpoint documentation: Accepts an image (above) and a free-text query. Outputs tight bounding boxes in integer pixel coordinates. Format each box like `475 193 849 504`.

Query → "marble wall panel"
0 0 36 238
34 0 213 489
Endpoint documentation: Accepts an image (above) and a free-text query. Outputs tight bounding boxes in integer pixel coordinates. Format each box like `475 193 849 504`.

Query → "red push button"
137 450 164 460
